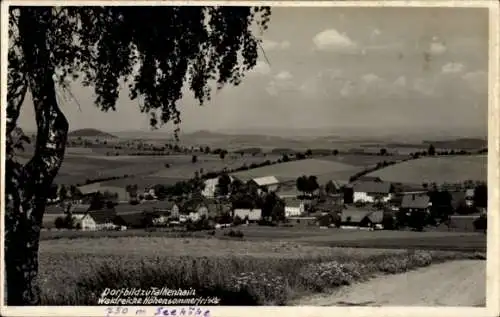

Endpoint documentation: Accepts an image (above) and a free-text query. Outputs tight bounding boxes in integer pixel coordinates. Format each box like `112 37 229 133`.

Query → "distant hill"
68 129 117 138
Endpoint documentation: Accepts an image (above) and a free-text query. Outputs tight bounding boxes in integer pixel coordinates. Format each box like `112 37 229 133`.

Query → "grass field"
38 236 483 305
320 154 409 167
39 226 487 252
231 158 362 182
366 155 487 184
18 150 281 187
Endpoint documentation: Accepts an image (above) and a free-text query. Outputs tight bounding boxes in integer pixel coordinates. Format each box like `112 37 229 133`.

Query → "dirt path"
292 260 485 307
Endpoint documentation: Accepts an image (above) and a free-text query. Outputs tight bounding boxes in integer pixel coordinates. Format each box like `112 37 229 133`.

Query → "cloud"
275 71 293 81
266 71 296 96
248 60 271 76
442 62 465 74
299 69 344 97
428 41 447 55
340 81 356 97
393 76 407 88
361 73 382 84
413 78 436 96
261 39 291 51
462 70 487 93
313 29 357 52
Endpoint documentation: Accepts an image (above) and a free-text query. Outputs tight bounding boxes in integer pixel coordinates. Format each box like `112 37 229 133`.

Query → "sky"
17 6 489 137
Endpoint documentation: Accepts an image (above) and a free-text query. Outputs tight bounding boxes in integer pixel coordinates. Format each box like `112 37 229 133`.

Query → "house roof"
465 188 475 197
251 176 280 187
88 208 118 224
353 181 392 194
114 211 145 227
401 194 430 209
366 210 384 224
341 209 372 223
284 198 303 208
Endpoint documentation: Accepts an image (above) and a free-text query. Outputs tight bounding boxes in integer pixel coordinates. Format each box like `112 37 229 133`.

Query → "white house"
72 214 97 231
465 188 475 207
284 199 305 217
234 209 262 222
352 181 393 203
201 176 236 198
249 176 280 193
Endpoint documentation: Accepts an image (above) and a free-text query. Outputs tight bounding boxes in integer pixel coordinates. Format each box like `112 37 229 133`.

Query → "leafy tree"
58 185 67 201
5 5 271 304
54 216 65 229
219 150 227 160
216 173 232 197
332 149 339 156
428 144 436 156
379 148 387 156
296 175 307 197
325 180 337 194
474 183 487 208
306 175 319 196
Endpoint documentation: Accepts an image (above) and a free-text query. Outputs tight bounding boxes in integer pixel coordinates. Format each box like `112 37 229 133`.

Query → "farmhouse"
352 181 393 203
87 208 119 230
248 176 280 193
340 208 384 228
201 176 238 198
465 188 475 207
72 213 97 231
284 198 305 217
234 209 262 222
400 194 431 213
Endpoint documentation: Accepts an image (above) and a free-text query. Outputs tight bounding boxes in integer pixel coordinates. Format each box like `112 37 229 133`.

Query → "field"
40 227 487 252
38 235 484 305
231 158 363 183
18 148 281 187
320 154 409 167
366 155 487 184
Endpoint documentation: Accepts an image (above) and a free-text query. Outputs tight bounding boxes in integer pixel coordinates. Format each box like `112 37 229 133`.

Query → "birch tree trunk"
5 8 69 305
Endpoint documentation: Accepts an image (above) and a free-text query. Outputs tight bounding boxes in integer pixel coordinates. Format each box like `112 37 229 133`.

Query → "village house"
340 208 384 229
88 208 119 230
465 188 475 207
72 213 97 231
234 208 262 223
248 176 280 194
201 176 238 198
400 194 431 214
352 181 394 204
284 198 305 217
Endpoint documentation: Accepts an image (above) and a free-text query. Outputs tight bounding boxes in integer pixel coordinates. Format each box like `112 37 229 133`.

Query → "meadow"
366 155 487 185
231 158 363 182
38 236 484 305
319 153 409 167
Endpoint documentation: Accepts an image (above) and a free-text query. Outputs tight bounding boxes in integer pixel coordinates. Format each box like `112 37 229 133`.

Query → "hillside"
68 129 117 138
366 155 487 185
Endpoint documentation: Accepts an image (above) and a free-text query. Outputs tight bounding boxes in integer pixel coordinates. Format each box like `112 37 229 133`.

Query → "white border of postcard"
0 0 499 316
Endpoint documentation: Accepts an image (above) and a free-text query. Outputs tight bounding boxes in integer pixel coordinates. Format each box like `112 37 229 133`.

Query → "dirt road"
293 260 485 307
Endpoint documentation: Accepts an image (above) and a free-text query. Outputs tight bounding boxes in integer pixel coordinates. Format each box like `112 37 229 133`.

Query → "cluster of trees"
408 144 484 159
47 184 83 201
295 175 320 197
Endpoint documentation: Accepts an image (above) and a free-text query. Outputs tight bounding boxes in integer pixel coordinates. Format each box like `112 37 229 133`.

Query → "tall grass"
39 244 483 305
